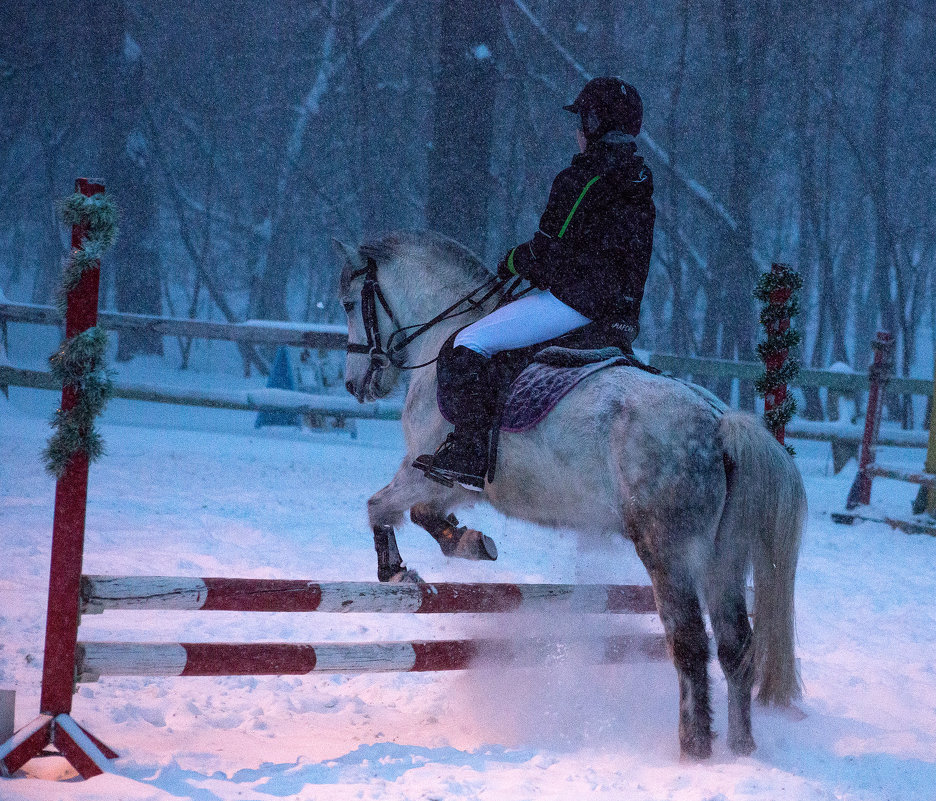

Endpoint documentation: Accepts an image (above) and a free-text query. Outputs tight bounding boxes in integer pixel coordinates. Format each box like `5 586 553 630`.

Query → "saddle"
437 345 660 433
436 345 661 480
499 347 640 432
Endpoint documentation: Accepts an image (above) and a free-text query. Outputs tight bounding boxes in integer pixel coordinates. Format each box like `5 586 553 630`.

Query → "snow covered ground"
2 355 936 800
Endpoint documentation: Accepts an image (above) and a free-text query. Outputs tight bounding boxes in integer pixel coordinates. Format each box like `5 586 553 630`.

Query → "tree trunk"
255 4 338 323
715 0 765 410
662 0 693 355
871 3 900 421
426 0 500 257
98 0 164 360
792 0 823 420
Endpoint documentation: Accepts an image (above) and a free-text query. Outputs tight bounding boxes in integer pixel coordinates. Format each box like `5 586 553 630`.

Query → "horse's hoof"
452 528 498 561
387 568 424 585
728 733 756 756
679 735 713 761
410 506 498 562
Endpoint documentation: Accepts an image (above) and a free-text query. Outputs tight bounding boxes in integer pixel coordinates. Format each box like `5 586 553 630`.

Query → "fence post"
1 179 116 781
38 178 106 716
765 272 791 445
911 353 936 515
0 691 14 744
925 353 936 514
846 331 894 509
755 263 801 447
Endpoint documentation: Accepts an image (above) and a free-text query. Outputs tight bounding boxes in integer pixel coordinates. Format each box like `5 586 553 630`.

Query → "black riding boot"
413 345 497 490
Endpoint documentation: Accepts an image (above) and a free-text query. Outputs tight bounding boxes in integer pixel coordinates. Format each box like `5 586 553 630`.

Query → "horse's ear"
331 238 362 271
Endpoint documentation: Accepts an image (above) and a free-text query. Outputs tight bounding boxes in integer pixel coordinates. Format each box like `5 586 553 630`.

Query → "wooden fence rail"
0 299 347 350
5 298 932 396
0 365 403 421
1 364 928 452
645 352 932 397
4 299 933 441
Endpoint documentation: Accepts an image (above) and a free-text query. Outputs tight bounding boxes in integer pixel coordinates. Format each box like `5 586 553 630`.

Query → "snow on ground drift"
1 386 935 801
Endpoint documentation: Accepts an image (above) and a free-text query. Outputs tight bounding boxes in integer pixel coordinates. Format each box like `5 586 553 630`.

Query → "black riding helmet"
564 77 643 141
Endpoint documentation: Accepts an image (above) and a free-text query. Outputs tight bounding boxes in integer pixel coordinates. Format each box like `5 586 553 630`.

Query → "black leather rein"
345 256 519 375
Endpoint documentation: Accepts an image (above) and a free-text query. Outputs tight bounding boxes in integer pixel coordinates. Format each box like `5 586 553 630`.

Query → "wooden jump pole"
79 577 658 615
834 331 936 535
75 635 670 682
0 179 117 780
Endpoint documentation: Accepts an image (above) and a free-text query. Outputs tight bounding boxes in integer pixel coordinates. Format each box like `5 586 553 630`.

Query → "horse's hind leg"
705 542 756 754
633 534 713 760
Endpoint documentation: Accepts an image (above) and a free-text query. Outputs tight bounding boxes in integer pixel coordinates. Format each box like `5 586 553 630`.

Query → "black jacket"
505 138 655 342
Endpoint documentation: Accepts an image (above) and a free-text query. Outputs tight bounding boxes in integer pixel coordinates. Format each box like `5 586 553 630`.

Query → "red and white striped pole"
79 576 659 615
75 635 670 681
0 179 116 780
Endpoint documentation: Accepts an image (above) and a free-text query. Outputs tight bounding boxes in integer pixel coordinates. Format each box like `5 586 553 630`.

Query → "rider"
414 76 656 490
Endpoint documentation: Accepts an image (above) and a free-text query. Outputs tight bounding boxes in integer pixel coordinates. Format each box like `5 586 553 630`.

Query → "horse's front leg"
410 504 497 561
367 459 484 581
372 523 408 583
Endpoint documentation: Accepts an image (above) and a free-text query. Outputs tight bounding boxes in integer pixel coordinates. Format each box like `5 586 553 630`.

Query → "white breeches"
454 291 592 359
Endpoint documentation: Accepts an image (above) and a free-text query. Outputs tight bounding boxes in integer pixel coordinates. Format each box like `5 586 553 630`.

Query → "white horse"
336 230 805 759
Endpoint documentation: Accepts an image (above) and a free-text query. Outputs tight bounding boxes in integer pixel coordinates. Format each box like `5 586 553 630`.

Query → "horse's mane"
359 230 493 286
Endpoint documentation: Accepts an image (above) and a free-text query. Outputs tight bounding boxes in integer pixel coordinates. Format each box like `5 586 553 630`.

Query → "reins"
346 257 528 373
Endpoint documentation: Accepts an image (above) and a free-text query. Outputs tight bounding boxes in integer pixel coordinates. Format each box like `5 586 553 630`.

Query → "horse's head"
335 231 495 403
334 239 402 402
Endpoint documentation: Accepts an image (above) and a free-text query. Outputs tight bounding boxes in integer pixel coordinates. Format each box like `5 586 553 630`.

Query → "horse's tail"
718 411 806 705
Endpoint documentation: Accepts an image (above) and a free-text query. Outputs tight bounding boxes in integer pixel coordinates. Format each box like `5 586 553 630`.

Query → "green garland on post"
43 192 118 477
56 192 119 311
753 265 803 454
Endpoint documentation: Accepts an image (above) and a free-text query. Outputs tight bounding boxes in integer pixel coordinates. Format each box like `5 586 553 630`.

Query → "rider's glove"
497 249 518 280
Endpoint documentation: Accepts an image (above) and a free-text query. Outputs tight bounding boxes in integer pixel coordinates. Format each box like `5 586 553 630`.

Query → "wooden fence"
2 298 932 446
0 298 346 349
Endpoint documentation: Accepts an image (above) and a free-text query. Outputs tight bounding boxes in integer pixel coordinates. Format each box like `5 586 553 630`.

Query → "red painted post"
846 331 894 509
39 178 106 715
764 263 792 445
1 179 116 780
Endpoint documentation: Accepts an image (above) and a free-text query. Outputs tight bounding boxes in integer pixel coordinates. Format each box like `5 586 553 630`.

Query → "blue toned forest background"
0 0 933 419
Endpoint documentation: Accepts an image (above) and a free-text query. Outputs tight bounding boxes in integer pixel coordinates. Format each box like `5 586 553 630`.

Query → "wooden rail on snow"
647 352 933 396
0 365 403 420
3 299 933 396
0 299 347 349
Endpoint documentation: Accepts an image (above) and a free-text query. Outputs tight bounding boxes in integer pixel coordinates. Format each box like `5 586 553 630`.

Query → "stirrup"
412 454 455 487
411 454 485 491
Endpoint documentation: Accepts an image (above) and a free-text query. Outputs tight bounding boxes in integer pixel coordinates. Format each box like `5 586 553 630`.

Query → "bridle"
345 256 525 387
345 257 402 393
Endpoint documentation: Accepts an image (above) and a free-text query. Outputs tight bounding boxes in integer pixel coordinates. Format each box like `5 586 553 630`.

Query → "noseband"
345 257 402 391
345 257 523 382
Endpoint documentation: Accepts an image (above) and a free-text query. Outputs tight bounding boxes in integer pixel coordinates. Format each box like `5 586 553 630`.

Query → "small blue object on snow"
255 347 302 429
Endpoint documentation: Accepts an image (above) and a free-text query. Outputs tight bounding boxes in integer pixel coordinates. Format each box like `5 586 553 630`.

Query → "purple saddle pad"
438 356 628 434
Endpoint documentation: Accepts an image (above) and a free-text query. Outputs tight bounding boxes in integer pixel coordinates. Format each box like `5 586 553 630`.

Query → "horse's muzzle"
368 350 391 370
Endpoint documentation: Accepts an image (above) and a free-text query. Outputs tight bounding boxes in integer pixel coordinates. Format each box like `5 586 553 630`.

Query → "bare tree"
426 1 501 257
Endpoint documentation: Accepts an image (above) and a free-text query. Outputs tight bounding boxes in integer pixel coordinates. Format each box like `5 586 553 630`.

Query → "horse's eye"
343 301 355 313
